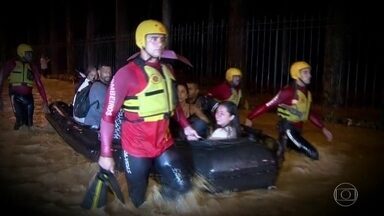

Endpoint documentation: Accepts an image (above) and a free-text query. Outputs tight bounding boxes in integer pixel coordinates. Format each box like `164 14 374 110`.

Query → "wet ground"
0 78 383 215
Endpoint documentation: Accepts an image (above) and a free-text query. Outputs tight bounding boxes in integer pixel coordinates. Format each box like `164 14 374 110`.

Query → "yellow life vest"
8 61 34 87
123 64 176 122
277 89 312 122
227 88 242 106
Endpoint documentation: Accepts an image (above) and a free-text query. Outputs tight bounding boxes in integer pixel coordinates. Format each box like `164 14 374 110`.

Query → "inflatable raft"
45 101 280 193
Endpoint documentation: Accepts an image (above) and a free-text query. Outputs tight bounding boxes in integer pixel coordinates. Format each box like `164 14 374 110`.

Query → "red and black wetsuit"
208 81 242 106
247 84 324 160
0 58 48 129
99 57 191 207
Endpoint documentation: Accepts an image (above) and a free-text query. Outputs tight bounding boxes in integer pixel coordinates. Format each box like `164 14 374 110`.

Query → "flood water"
0 78 383 216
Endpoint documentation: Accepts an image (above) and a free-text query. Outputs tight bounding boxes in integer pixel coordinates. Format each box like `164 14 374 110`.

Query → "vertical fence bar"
286 14 293 84
266 17 272 91
273 16 280 91
260 16 267 93
62 13 378 108
255 18 261 94
302 14 306 59
201 21 205 80
249 18 255 93
294 16 299 59
279 16 287 89
244 19 250 90
345 61 351 107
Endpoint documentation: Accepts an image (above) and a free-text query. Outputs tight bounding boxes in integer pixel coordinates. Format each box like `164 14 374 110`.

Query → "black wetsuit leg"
10 94 23 130
154 146 191 200
10 93 34 129
25 94 34 127
277 132 287 165
122 151 153 208
278 120 319 160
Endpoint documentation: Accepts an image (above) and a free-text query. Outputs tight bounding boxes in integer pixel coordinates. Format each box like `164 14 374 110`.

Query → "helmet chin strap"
298 77 307 87
21 56 30 63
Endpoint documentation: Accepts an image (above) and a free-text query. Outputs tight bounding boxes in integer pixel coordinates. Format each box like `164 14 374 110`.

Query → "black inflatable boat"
45 101 280 193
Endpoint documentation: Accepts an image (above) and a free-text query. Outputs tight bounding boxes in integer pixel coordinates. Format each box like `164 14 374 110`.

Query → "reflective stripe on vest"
8 61 34 87
123 64 176 122
277 90 312 122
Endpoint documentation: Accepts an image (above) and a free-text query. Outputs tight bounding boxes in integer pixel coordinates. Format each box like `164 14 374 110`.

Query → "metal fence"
40 14 381 108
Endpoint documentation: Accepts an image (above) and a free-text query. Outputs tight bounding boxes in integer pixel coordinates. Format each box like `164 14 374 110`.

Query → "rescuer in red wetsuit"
97 20 200 207
0 43 49 130
244 61 333 161
207 67 242 106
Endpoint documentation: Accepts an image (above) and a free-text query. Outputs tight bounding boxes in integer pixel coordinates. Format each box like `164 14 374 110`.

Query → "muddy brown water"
0 78 383 215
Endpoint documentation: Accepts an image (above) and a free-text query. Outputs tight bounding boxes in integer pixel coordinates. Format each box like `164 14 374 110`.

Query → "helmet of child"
225 67 242 82
17 43 33 58
290 61 311 80
135 19 168 49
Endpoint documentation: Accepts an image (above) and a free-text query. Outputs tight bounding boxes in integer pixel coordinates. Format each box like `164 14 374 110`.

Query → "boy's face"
98 66 112 84
299 68 311 85
23 51 33 62
187 83 199 99
231 75 241 87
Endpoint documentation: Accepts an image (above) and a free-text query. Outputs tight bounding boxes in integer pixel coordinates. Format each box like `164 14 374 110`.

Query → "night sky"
0 0 327 43
1 0 382 58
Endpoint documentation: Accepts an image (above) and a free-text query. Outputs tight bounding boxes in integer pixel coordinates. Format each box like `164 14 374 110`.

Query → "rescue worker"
0 43 49 130
207 67 242 106
244 61 333 161
97 19 200 207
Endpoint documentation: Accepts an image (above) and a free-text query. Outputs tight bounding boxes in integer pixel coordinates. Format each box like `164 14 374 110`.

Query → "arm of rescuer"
309 109 333 142
0 60 16 111
244 87 294 127
207 81 232 101
98 66 130 173
174 103 201 140
30 63 49 113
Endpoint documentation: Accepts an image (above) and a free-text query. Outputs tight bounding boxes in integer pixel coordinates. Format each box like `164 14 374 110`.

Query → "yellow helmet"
225 67 242 82
290 61 311 80
135 19 168 49
17 43 33 58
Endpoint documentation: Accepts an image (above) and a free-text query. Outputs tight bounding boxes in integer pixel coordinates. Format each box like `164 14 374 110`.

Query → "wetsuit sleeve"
174 104 190 128
247 87 293 120
99 119 114 157
246 104 269 120
99 66 134 157
207 82 231 101
309 110 325 129
0 60 16 95
31 63 48 104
